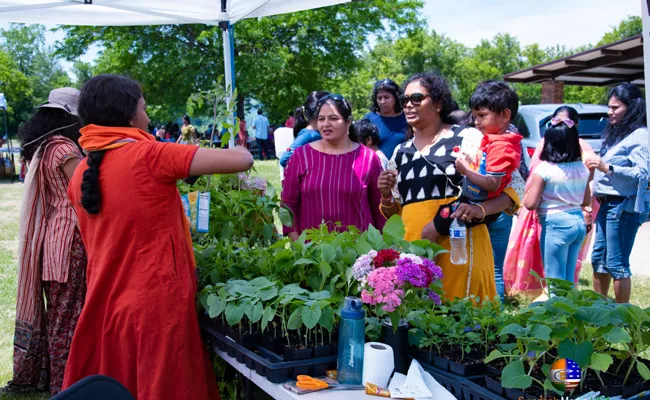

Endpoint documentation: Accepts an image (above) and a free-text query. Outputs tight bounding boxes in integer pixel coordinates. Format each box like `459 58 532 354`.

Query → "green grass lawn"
0 160 649 399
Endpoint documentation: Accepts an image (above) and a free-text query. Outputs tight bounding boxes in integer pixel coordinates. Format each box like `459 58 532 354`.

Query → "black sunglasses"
398 93 433 107
319 94 350 111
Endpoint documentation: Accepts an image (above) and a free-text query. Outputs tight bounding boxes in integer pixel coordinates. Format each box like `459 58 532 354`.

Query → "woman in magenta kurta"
282 94 385 238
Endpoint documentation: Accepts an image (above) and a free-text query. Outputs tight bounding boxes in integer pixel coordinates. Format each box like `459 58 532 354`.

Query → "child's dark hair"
552 106 580 124
294 91 330 138
371 79 403 114
354 119 380 146
403 72 454 124
540 121 582 163
602 83 646 149
469 81 519 121
317 95 358 142
78 74 142 215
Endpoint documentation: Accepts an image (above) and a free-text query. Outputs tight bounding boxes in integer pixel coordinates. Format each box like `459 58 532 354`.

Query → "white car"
514 104 608 174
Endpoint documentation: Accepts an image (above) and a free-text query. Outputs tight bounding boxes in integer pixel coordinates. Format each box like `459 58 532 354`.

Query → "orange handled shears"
296 375 364 391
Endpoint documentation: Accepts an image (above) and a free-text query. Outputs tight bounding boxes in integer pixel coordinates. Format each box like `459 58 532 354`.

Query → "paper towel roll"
362 342 394 388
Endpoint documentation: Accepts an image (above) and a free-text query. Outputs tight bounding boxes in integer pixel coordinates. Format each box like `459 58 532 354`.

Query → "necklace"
414 124 445 153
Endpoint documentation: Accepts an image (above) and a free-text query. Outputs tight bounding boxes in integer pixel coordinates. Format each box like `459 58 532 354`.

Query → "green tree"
599 16 642 45
0 50 33 137
56 1 424 123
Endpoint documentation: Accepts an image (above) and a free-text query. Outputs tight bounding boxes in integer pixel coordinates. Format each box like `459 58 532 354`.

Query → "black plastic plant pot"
485 365 501 376
266 367 292 384
235 348 246 364
312 346 332 377
253 360 266 377
504 387 526 400
282 346 313 361
484 376 504 396
449 359 486 377
433 355 450 371
622 382 645 398
244 354 255 370
462 377 507 400
242 333 260 351
381 322 409 374
412 347 433 365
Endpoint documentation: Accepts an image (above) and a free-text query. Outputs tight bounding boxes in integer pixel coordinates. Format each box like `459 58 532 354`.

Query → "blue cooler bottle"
337 297 365 384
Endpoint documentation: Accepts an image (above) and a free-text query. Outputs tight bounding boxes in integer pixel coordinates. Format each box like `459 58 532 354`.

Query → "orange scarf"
79 124 154 151
78 124 196 272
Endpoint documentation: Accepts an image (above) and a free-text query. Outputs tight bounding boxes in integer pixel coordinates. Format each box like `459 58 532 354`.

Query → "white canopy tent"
0 0 354 145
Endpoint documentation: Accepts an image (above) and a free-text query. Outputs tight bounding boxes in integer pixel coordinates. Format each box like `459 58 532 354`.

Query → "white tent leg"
223 23 236 148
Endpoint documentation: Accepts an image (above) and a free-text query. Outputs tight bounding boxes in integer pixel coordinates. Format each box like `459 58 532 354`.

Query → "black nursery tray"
202 324 338 384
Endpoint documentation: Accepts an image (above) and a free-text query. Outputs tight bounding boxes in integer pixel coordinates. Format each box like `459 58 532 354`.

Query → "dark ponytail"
293 90 330 138
80 151 106 214
78 74 142 214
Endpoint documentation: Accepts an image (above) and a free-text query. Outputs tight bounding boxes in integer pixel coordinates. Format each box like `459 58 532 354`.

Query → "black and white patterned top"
391 125 465 207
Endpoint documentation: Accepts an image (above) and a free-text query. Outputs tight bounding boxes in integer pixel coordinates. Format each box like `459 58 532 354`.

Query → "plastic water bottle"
450 218 467 265
337 297 365 384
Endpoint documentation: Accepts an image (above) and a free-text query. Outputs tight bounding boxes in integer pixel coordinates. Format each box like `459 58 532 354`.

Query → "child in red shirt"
431 81 522 239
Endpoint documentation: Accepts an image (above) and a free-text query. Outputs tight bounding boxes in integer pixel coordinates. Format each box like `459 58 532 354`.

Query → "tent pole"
220 0 236 148
222 24 235 148
642 0 650 131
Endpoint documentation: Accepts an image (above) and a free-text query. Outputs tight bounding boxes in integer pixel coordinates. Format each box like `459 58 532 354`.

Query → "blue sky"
420 0 641 48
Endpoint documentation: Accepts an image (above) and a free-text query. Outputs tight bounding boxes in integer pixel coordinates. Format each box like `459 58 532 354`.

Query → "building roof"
504 35 644 87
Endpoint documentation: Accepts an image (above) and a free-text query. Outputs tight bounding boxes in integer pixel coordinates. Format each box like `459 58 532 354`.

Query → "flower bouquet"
352 249 444 331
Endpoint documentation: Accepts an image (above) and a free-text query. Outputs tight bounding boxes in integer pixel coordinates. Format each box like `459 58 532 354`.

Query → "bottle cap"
341 296 365 319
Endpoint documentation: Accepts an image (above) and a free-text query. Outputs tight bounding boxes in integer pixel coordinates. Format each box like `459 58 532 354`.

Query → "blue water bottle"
337 296 365 384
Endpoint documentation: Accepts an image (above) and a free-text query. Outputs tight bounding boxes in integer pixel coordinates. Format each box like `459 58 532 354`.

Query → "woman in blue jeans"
585 84 649 303
524 118 592 289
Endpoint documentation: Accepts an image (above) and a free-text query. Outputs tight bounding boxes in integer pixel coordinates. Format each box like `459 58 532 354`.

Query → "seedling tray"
202 324 338 384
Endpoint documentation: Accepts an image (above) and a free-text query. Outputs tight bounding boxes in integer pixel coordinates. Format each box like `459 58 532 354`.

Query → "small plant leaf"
484 349 504 364
575 306 611 327
261 307 275 332
320 244 336 264
279 207 293 227
294 258 316 266
502 360 533 389
302 305 322 329
287 307 304 330
225 301 246 326
208 296 226 319
558 340 593 368
637 361 650 380
246 301 264 324
319 306 335 332
530 324 552 341
590 353 613 372
383 215 406 242
603 326 632 344
499 323 529 337
355 238 373 255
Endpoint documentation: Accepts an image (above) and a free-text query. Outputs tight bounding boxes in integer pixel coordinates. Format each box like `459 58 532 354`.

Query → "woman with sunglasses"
282 94 385 239
364 79 409 160
505 106 597 299
584 83 649 303
377 72 521 301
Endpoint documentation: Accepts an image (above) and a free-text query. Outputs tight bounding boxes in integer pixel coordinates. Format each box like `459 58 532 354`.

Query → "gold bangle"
477 204 486 223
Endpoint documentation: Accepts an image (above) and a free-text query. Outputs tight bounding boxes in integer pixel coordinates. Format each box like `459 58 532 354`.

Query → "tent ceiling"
0 0 352 25
504 34 644 87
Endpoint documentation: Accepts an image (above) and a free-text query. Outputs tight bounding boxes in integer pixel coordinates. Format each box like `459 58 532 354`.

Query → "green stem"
623 356 637 386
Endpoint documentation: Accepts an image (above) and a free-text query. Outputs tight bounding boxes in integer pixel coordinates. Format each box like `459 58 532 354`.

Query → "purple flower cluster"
395 258 428 288
428 291 442 305
422 258 443 280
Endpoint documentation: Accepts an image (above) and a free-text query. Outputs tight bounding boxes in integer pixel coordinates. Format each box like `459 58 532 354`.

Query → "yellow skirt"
401 198 498 302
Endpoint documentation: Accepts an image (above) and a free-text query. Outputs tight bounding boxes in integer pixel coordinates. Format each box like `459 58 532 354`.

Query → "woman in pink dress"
504 106 598 298
281 94 385 239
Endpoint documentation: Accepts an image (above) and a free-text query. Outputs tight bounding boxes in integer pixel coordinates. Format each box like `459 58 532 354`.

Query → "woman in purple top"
282 94 385 239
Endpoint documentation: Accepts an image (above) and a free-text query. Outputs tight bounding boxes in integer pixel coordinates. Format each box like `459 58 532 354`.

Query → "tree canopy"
0 10 643 136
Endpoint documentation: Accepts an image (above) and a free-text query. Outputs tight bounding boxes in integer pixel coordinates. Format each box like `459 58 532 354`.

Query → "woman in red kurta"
63 75 254 399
